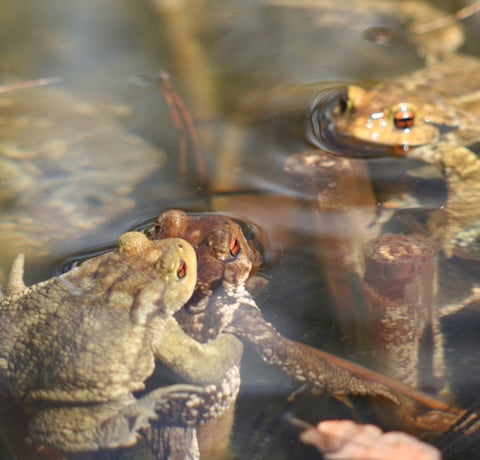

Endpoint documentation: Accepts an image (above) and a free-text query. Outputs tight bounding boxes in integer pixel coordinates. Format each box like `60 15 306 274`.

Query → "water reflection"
1 0 480 459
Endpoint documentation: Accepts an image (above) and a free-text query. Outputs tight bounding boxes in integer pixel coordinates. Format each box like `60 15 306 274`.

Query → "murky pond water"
1 0 480 459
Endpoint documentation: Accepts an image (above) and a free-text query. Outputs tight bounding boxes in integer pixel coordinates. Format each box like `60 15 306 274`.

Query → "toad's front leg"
434 143 480 259
410 143 480 259
149 316 243 384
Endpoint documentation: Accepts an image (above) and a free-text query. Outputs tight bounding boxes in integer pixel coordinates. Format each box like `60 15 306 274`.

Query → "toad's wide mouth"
306 88 458 158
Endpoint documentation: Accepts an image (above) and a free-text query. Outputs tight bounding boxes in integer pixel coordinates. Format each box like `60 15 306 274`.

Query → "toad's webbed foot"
144 351 241 460
27 381 231 453
153 365 241 426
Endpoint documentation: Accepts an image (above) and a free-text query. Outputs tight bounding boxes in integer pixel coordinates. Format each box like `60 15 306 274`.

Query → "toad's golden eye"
177 259 187 279
229 236 241 257
393 109 415 129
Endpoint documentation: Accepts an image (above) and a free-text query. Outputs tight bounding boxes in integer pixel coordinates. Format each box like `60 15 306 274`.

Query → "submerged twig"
284 150 380 348
410 1 480 36
0 77 62 94
157 72 206 182
130 72 206 184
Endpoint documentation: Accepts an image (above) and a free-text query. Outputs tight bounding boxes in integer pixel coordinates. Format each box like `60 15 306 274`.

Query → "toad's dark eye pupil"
177 259 187 279
393 110 415 129
229 237 241 257
339 95 348 113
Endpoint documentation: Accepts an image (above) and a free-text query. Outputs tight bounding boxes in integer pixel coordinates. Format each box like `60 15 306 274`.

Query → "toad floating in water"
0 232 242 453
147 210 398 402
310 53 480 260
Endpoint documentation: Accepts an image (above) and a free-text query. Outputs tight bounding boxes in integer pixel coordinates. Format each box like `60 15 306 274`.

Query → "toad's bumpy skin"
0 232 242 453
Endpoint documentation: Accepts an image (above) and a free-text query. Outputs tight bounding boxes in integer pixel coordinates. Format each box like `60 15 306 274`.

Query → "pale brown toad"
313 54 480 259
0 232 242 453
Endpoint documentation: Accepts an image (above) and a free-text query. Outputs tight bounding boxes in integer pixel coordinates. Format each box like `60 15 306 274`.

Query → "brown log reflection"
284 151 477 443
363 234 445 393
284 149 381 349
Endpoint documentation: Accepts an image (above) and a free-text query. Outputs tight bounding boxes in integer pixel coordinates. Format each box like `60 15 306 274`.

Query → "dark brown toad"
145 210 464 444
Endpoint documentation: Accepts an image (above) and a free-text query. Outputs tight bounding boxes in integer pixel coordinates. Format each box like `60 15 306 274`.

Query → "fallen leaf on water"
300 419 442 460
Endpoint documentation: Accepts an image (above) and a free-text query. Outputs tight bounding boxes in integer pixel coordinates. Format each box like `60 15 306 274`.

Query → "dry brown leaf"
300 419 442 459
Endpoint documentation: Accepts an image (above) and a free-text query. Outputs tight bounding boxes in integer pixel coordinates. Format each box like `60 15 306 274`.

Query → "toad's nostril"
177 259 187 279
